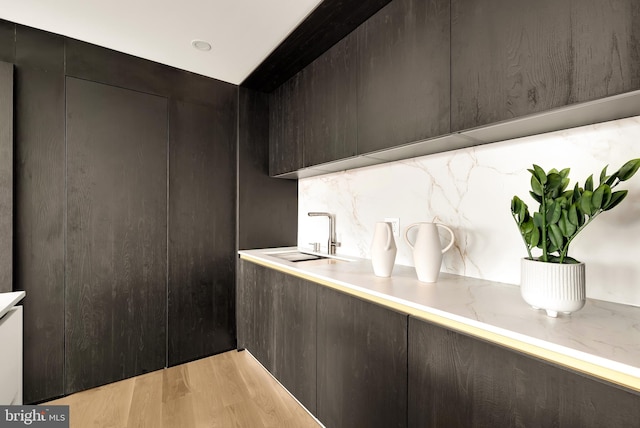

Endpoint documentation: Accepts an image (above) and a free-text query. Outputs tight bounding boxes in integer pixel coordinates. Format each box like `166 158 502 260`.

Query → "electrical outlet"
384 218 400 237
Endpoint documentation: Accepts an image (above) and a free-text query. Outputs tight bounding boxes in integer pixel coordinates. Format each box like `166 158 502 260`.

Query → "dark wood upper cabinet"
0 61 12 293
356 0 451 153
269 73 304 176
303 33 358 166
451 0 640 131
65 77 168 394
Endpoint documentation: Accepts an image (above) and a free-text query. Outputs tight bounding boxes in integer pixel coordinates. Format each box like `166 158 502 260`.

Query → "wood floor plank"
127 372 163 428
45 350 320 428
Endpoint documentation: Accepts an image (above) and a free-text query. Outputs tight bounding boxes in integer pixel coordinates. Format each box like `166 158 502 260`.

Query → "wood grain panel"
316 286 408 428
273 270 317 414
14 25 65 403
65 38 236 107
0 20 14 63
65 77 168 394
168 98 236 366
0 61 12 293
408 316 640 427
236 260 275 371
451 0 640 131
237 261 317 414
303 33 357 166
237 87 297 250
357 0 450 153
269 74 304 176
242 0 391 92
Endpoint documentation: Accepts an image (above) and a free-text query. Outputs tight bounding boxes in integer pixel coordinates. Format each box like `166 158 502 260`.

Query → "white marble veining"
239 248 640 387
299 116 640 307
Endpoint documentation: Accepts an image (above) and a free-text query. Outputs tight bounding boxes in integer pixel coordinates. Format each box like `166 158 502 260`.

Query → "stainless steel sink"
270 251 330 262
266 250 352 264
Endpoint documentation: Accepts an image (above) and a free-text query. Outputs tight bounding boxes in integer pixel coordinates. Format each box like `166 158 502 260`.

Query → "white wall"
298 116 640 307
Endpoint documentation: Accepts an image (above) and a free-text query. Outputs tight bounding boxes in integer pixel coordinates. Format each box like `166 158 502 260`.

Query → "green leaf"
533 212 543 228
580 190 594 216
521 219 534 234
547 200 562 224
584 174 594 192
559 168 570 179
528 225 540 247
572 183 581 203
530 175 543 196
547 174 566 198
616 158 640 181
591 185 606 211
549 224 564 250
558 211 577 238
529 191 542 204
568 203 579 226
599 165 608 185
532 164 547 184
511 196 520 216
603 190 628 211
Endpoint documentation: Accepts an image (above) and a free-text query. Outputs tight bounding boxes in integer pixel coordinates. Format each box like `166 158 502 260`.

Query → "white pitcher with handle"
404 222 455 283
371 222 397 277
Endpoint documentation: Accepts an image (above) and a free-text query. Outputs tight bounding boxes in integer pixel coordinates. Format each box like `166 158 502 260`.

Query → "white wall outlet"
384 218 400 237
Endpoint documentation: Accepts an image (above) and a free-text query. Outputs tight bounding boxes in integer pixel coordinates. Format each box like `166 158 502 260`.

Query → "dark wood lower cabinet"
237 260 317 413
316 286 408 428
408 316 640 427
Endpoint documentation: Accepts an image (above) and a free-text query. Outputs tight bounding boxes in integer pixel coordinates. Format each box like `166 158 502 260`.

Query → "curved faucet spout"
308 212 340 255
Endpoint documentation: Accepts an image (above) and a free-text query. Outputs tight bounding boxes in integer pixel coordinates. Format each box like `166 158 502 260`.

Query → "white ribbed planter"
520 258 586 318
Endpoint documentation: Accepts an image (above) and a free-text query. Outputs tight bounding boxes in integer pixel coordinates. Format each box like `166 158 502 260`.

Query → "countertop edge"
238 250 640 393
0 291 26 320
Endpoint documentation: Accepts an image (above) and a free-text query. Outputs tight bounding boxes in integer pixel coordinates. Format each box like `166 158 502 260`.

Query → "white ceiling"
0 0 324 85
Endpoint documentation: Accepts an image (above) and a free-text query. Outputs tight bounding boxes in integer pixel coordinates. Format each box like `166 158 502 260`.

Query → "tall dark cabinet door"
303 34 357 166
65 77 168 394
0 61 12 293
14 26 66 403
356 0 450 153
168 99 236 366
451 0 640 131
316 287 408 428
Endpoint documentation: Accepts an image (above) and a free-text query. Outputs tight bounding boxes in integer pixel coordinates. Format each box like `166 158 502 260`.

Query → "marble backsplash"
298 116 640 307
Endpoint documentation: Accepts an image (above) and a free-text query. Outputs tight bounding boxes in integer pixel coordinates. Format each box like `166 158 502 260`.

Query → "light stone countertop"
0 291 25 320
239 247 640 393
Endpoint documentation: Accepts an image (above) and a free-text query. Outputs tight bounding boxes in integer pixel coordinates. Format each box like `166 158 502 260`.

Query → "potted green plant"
510 158 640 317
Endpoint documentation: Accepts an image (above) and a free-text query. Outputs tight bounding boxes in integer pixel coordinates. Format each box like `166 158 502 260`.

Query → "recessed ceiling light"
191 40 212 51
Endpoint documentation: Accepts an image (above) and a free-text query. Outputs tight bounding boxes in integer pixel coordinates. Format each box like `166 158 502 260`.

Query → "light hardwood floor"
46 350 321 428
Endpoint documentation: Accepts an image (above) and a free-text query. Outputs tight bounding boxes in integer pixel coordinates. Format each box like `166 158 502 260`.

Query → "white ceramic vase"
371 222 397 277
520 258 586 317
404 222 455 283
